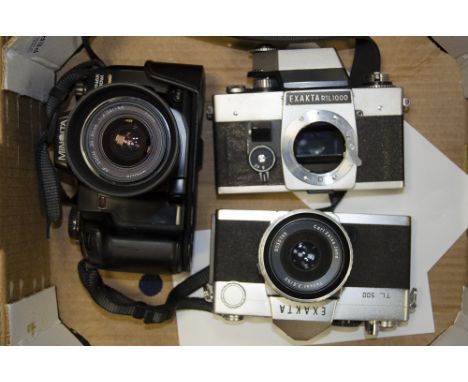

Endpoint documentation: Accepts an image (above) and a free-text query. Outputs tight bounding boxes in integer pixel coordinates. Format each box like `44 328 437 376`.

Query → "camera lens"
259 211 352 301
293 122 345 174
101 118 151 167
82 96 172 184
66 84 180 197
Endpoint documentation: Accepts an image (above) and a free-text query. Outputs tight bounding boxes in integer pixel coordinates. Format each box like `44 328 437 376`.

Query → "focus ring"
258 210 353 302
65 83 179 197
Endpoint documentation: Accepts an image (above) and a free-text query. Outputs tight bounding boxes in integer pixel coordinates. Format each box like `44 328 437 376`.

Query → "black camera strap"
318 191 347 212
36 38 104 235
348 37 381 87
77 260 212 323
237 36 381 87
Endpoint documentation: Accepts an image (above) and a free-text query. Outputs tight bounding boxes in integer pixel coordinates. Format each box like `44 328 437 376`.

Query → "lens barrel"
65 84 179 197
259 210 352 302
81 97 171 184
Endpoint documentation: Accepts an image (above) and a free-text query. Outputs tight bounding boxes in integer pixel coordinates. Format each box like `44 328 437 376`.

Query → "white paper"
7 287 83 346
175 122 468 345
2 36 82 101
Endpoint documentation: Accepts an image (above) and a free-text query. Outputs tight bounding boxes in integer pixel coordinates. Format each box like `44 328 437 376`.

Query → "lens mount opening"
281 110 360 187
293 122 345 174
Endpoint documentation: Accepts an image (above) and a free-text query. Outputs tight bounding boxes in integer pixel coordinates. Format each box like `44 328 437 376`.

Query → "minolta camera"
209 209 416 340
212 47 407 194
54 61 204 273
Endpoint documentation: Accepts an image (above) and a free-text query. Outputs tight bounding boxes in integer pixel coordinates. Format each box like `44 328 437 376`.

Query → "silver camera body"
213 48 407 194
209 209 416 340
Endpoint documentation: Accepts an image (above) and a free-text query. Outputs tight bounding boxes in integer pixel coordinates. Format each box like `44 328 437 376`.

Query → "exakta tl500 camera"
54 61 204 273
209 209 416 340
212 47 408 194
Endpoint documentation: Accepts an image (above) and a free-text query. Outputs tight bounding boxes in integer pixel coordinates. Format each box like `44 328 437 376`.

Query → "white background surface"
175 122 468 345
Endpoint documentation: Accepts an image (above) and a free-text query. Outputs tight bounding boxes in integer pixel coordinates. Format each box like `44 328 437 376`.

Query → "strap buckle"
132 301 148 320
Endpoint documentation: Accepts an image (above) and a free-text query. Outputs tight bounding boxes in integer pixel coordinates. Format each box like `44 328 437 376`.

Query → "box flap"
2 36 81 102
6 286 83 345
431 287 468 346
432 37 468 98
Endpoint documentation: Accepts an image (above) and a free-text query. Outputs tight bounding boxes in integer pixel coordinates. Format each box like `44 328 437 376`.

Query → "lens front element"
101 118 151 167
291 241 320 271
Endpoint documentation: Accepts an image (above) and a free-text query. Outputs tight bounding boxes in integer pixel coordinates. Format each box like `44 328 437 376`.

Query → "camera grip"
81 225 181 273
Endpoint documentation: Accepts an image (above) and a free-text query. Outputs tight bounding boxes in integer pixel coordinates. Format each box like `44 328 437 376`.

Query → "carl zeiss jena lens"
259 210 352 302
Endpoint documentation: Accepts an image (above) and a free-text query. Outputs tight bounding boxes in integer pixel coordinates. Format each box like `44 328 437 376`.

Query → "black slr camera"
210 209 415 340
52 61 204 273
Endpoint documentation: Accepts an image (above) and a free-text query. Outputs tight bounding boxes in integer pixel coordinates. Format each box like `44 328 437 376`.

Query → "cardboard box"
432 37 468 99
0 37 466 345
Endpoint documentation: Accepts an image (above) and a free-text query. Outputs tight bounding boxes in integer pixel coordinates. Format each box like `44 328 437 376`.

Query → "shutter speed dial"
248 145 276 182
